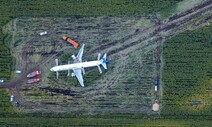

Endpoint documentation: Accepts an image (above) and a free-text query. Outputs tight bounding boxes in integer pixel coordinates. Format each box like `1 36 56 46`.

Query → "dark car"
154 79 159 86
15 102 20 107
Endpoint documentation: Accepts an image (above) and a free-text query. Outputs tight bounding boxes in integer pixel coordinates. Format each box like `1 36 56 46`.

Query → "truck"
63 36 79 48
27 70 41 78
27 78 40 84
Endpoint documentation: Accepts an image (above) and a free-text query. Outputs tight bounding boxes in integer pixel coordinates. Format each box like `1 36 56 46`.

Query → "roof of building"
152 103 160 111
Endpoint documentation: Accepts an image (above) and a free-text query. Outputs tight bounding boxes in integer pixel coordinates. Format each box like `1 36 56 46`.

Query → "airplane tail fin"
101 53 108 70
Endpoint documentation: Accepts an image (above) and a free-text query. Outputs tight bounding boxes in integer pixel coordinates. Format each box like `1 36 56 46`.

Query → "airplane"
50 44 108 87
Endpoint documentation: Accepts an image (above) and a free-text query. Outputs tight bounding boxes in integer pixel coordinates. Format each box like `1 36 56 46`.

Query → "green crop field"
0 35 13 81
0 0 182 16
4 17 160 114
162 24 212 115
0 89 15 116
0 0 184 82
0 115 211 127
0 0 212 126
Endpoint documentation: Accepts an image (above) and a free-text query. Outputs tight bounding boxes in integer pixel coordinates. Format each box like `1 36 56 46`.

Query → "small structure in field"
152 103 159 111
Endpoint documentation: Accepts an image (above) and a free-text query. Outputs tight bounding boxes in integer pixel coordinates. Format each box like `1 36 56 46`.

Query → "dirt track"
0 0 212 111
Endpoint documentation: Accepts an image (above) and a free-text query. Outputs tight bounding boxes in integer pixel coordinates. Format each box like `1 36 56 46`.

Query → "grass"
170 11 212 33
0 0 183 17
162 23 212 115
4 16 161 114
175 0 203 12
0 0 211 126
0 89 15 116
0 0 186 83
0 116 211 127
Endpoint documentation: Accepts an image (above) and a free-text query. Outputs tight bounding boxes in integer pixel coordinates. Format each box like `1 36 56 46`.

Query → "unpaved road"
0 0 211 110
2 0 211 89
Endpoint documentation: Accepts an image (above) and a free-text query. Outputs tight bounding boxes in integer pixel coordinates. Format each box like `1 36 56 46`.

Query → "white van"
10 95 15 102
39 31 47 35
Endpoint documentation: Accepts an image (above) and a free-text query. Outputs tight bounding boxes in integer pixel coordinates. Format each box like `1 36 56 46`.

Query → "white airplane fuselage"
50 60 102 72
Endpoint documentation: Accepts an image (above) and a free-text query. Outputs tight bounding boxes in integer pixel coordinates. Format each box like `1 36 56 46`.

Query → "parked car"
15 102 20 107
154 79 159 86
10 95 15 102
0 79 4 83
15 70 22 74
39 31 47 35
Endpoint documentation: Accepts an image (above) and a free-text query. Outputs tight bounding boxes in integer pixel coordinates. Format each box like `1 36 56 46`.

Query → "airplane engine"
71 73 75 77
71 55 76 60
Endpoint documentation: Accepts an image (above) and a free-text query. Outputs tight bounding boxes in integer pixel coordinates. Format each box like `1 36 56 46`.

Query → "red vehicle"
27 70 41 78
27 78 40 84
63 36 79 48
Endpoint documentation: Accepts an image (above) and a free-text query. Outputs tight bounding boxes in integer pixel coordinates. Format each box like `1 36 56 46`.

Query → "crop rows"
0 38 13 81
161 24 212 115
0 1 212 126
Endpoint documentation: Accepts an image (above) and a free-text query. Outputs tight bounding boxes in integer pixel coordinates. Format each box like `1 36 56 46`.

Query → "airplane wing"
74 44 85 63
73 68 84 87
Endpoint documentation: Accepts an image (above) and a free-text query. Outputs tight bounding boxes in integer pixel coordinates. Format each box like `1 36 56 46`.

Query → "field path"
0 0 211 111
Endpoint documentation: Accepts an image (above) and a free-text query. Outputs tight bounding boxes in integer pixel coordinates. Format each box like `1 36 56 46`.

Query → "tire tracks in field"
0 0 212 88
1 0 211 88
104 0 212 58
15 0 212 74
0 0 211 110
81 0 212 58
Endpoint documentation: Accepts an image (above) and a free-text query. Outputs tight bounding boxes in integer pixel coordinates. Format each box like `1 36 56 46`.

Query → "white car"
39 31 47 36
0 79 4 83
15 70 22 74
10 95 15 102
